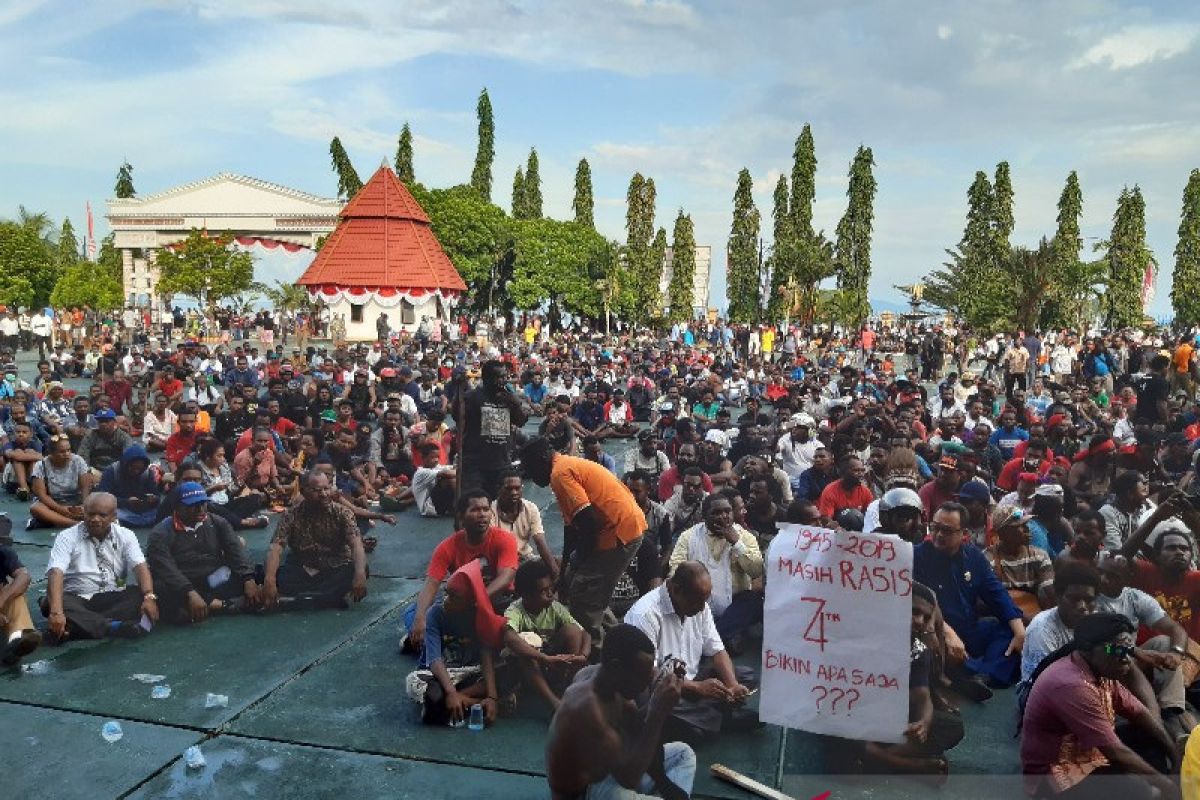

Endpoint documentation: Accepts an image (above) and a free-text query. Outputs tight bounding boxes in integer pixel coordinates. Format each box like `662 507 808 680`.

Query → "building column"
121 248 135 308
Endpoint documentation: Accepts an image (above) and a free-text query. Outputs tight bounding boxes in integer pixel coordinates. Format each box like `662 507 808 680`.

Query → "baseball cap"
956 481 991 504
636 428 655 442
380 367 397 378
879 487 923 513
177 481 209 506
94 408 117 420
991 504 1028 530
320 409 337 422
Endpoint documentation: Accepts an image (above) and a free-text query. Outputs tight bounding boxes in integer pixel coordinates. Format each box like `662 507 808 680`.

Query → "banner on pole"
759 525 913 743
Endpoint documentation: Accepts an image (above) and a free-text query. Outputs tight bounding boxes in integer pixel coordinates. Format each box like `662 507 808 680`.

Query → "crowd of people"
7 308 1200 797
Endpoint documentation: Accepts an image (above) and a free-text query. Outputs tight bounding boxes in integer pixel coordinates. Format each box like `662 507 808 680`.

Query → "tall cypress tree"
394 123 415 184
668 210 697 321
57 219 81 265
511 166 526 219
624 174 657 317
650 227 669 317
992 161 1015 250
523 149 543 220
573 158 595 229
114 161 136 199
471 89 495 201
1047 170 1085 327
1173 170 1200 327
834 146 876 326
329 137 362 199
1104 186 1155 329
727 168 761 322
766 175 793 320
790 124 817 239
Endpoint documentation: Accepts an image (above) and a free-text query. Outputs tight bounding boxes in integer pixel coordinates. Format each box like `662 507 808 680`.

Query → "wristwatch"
143 592 158 601
1172 645 1186 655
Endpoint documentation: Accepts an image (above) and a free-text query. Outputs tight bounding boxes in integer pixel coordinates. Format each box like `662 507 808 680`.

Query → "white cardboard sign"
759 525 913 743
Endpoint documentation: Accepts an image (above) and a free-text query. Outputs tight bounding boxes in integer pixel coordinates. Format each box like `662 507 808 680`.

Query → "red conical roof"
296 166 466 293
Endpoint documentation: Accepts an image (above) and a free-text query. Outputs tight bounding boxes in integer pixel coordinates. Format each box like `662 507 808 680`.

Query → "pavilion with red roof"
296 165 466 340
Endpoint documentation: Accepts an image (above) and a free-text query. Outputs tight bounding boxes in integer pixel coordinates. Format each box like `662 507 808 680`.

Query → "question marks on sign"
811 686 827 711
845 689 861 711
811 685 862 714
828 688 845 712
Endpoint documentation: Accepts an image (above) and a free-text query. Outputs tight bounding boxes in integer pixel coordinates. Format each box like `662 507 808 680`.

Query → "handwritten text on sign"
759 525 913 743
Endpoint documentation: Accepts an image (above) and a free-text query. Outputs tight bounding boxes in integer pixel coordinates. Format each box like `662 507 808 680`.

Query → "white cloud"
937 24 952 40
1070 23 1200 70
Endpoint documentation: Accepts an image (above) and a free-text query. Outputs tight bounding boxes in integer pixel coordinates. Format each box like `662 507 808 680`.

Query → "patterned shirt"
984 544 1054 594
271 501 357 570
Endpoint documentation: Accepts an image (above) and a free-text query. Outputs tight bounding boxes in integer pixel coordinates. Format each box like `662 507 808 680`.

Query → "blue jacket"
98 444 161 509
913 541 1020 634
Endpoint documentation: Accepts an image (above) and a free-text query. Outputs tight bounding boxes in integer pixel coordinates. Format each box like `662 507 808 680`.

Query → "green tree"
1103 186 1155 329
252 280 313 313
0 207 58 307
667 210 697 322
573 158 594 229
1042 171 1097 330
511 166 527 220
833 145 876 327
56 218 80 266
622 173 658 319
790 124 817 238
114 161 136 198
471 88 495 201
394 123 415 184
509 218 611 322
154 229 255 311
410 183 514 314
726 168 761 322
649 226 668 319
766 174 793 321
1172 169 1200 327
329 137 363 199
51 260 123 310
992 161 1015 253
523 148 543 220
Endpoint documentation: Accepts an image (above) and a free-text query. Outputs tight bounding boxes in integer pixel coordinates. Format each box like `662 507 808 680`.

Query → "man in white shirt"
776 414 819 480
42 492 159 642
624 562 754 743
0 312 18 354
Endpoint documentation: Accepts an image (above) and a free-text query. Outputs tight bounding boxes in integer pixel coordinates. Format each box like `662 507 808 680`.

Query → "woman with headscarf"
1020 612 1178 799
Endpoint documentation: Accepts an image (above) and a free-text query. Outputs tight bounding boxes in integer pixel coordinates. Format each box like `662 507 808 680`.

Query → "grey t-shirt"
31 454 88 504
1094 587 1167 628
1020 608 1073 684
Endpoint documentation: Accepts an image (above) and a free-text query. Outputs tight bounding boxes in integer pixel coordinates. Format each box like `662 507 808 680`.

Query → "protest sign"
759 525 913 743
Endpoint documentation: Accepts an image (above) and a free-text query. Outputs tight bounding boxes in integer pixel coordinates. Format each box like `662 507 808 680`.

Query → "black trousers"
40 587 143 639
276 560 355 608
160 575 246 623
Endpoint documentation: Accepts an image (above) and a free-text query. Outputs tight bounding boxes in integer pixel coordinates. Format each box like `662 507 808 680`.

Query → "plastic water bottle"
184 745 206 770
204 693 229 709
468 703 484 731
151 685 171 700
101 721 123 743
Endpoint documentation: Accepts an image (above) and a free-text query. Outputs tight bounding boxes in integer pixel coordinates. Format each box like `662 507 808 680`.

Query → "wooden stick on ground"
709 764 797 800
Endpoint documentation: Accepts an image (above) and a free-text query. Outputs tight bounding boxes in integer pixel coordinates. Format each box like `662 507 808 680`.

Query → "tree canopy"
1172 170 1200 327
471 89 495 201
394 123 415 184
573 158 594 229
114 161 136 198
154 229 255 310
329 137 363 199
667 211 697 322
726 168 761 322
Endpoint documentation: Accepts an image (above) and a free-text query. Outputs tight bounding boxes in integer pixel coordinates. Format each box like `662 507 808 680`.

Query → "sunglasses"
1101 643 1136 658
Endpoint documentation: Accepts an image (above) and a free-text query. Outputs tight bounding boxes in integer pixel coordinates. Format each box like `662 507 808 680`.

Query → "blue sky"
2 0 1198 318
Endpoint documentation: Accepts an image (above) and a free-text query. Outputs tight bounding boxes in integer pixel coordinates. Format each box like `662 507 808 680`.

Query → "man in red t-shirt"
403 490 519 652
164 409 200 469
656 442 714 501
996 438 1053 492
817 455 874 521
153 365 185 407
1131 531 1200 641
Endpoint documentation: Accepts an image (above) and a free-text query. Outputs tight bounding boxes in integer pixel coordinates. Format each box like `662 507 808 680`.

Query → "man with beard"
261 471 368 609
546 624 692 800
817 455 873 521
458 360 529 497
656 443 713 502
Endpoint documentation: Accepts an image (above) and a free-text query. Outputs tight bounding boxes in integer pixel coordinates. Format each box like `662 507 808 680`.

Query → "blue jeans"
584 742 695 799
962 617 1019 687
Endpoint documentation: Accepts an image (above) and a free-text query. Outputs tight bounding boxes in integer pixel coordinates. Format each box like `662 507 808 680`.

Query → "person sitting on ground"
76 407 133 472
42 492 159 643
817 454 874 522
1 420 43 502
624 561 754 745
146 481 260 624
503 559 590 710
1119 497 1200 645
192 440 268 529
411 440 456 517
28 433 93 530
546 623 694 800
97 443 162 528
669 494 763 652
1 543 42 667
1094 551 1195 742
618 471 670 601
1100 470 1157 551
914 501 1026 693
656 443 713 501
861 582 964 781
1055 509 1106 569
874 487 927 545
490 467 552 567
793 446 837 502
141 393 176 452
624 429 670 492
164 408 201 471
663 466 707 538
984 504 1055 623
261 470 368 610
232 426 283 501
1020 612 1179 799
1018 561 1101 698
598 388 639 439
403 490 520 654
582 435 619 477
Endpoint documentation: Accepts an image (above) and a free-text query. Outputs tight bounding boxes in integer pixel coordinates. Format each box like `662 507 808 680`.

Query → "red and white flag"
85 202 97 260
1140 260 1155 311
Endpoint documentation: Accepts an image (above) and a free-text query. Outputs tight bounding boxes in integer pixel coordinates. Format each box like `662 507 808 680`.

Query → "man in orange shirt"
817 455 874 522
520 436 646 647
1172 334 1195 396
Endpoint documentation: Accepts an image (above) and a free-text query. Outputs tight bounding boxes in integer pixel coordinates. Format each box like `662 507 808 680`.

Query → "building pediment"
107 173 343 220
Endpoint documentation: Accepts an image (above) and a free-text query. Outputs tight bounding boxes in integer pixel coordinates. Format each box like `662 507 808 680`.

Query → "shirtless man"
546 624 694 800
